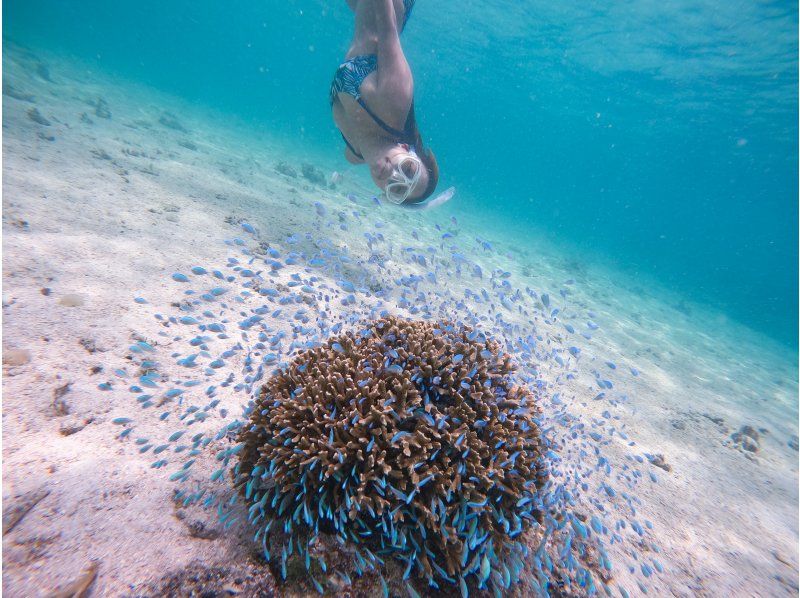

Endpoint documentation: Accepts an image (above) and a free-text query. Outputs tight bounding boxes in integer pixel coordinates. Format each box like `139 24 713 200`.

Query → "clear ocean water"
6 0 798 348
3 2 799 596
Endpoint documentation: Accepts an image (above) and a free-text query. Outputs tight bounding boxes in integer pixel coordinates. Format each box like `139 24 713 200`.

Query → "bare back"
332 0 414 163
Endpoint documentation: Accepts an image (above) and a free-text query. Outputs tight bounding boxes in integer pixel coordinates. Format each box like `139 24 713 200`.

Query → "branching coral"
235 316 548 595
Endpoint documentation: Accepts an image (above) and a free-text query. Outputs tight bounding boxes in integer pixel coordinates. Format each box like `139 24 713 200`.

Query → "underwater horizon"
5 0 798 348
3 1 798 597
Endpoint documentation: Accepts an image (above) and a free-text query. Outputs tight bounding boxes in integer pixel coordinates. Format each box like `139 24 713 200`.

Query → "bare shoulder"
360 63 412 105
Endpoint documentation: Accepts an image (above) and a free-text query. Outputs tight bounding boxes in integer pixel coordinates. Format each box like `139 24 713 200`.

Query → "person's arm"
344 146 363 164
371 0 412 99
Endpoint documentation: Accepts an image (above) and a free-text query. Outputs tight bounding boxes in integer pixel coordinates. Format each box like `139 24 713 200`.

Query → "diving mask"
384 152 423 205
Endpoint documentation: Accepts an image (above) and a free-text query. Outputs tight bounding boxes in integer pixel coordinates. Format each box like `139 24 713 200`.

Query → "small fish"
139 375 159 388
172 273 189 282
112 417 132 425
480 555 491 584
338 280 356 293
571 517 588 538
653 559 664 573
590 515 603 534
459 577 468 598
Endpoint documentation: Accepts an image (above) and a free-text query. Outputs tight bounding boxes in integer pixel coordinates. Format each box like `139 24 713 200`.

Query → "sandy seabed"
2 43 798 597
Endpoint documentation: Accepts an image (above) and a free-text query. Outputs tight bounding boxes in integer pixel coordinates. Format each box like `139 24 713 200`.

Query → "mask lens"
386 181 410 204
400 158 418 179
384 153 422 204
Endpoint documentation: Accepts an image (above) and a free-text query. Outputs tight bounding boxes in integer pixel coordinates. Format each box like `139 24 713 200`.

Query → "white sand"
3 44 798 597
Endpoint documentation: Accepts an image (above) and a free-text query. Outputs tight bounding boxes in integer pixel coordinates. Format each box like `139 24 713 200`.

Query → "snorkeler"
330 0 439 206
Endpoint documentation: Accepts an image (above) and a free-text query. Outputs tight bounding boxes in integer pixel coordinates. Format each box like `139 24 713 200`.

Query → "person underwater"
330 0 445 207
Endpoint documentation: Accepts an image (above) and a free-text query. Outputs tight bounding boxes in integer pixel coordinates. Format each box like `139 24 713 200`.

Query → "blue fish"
338 280 356 293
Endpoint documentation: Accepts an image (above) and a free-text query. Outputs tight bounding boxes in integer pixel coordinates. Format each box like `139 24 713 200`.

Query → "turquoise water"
6 0 798 347
3 3 799 596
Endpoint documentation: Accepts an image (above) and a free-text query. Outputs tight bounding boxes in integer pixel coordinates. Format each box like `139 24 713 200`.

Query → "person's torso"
331 0 417 157
332 71 412 158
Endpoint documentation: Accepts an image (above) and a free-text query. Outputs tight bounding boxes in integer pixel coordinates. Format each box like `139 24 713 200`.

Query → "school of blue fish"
103 205 663 597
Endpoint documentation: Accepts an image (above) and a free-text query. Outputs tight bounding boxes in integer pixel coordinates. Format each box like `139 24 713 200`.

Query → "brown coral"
236 316 547 593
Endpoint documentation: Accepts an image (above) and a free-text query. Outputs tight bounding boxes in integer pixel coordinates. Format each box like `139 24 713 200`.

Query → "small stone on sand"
731 425 760 453
94 98 111 119
59 294 85 307
159 111 188 132
52 383 72 416
27 107 51 126
648 453 672 472
4 348 31 366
